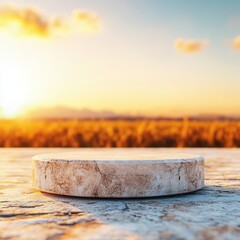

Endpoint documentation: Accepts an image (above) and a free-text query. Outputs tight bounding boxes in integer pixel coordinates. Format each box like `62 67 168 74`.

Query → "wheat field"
0 119 240 147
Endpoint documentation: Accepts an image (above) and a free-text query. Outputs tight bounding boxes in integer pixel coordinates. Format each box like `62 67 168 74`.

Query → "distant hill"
189 114 240 121
23 106 130 120
0 105 239 120
18 106 240 121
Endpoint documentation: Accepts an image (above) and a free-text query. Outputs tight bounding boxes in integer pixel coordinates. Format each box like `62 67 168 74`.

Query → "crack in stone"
121 202 129 211
0 211 84 219
0 212 49 218
58 218 96 226
177 162 183 180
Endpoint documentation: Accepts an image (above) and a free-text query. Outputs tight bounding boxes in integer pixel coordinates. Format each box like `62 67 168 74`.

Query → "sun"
2 99 24 118
0 69 29 118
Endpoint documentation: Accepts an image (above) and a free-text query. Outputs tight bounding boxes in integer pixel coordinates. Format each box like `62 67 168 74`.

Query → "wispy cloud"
174 38 208 53
0 4 100 38
231 36 240 50
72 10 100 33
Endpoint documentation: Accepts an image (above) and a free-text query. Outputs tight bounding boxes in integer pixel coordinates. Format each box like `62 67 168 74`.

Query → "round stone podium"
32 150 204 198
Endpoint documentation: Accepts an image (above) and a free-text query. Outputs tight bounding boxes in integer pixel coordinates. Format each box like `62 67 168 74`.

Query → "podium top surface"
32 149 203 163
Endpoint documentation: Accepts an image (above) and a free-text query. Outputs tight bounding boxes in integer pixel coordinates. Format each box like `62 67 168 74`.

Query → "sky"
0 0 240 118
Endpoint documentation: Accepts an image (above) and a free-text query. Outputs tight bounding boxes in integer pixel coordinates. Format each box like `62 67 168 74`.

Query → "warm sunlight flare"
2 100 21 117
0 68 29 118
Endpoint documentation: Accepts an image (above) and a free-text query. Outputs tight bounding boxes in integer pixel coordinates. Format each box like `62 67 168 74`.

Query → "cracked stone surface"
0 148 240 240
32 150 204 198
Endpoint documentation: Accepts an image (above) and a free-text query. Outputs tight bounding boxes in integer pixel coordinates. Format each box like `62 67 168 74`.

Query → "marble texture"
1 148 240 240
32 150 204 197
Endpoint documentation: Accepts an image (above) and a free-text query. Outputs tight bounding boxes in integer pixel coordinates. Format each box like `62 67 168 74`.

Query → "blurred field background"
1 119 240 148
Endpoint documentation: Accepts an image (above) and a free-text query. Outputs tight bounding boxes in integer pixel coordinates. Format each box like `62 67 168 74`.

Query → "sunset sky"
0 0 240 118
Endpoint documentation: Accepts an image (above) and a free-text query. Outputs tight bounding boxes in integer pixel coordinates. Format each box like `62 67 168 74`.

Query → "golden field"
0 119 240 147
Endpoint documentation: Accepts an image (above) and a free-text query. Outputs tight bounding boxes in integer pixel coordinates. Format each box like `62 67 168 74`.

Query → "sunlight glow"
0 67 29 118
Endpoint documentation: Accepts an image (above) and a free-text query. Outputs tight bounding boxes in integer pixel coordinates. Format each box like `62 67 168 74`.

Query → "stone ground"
0 148 240 240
